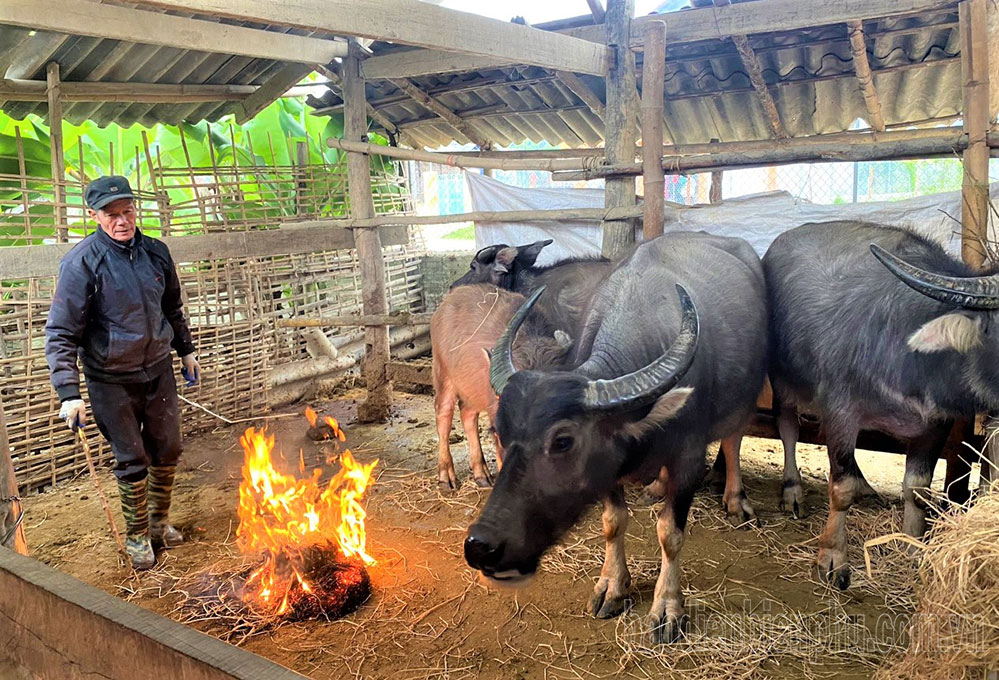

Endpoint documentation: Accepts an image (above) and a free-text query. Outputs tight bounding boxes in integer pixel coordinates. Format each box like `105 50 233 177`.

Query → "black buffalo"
764 221 999 590
450 239 613 337
464 232 768 643
452 238 758 518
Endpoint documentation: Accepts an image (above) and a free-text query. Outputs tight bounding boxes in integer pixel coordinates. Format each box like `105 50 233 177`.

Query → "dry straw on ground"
876 485 999 680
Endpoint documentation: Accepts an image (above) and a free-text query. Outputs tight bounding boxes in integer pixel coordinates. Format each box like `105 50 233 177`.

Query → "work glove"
181 353 201 386
60 399 86 431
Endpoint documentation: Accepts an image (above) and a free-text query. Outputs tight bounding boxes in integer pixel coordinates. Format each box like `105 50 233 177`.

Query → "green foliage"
1 95 402 242
442 224 475 240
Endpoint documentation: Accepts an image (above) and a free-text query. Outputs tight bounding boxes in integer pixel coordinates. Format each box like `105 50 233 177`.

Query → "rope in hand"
177 394 300 425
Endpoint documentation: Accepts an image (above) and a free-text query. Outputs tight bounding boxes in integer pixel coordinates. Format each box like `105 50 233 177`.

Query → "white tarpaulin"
467 171 999 262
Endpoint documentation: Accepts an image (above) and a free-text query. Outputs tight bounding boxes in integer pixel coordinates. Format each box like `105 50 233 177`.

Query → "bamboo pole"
0 393 28 555
847 19 887 132
46 62 67 242
641 20 667 240
551 132 970 180
601 0 639 258
343 48 392 423
959 0 990 270
15 128 31 242
326 137 597 172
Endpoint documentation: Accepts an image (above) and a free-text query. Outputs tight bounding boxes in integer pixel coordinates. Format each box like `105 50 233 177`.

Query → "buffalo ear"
475 244 506 264
619 387 693 441
515 239 553 267
495 247 518 274
908 313 982 353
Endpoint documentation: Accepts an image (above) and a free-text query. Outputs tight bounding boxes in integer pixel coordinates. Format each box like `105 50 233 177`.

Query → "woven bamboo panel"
1 142 425 493
0 236 426 494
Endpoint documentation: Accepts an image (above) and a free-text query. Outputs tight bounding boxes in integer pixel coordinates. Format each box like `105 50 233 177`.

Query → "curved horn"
870 244 999 310
582 284 699 412
489 286 547 396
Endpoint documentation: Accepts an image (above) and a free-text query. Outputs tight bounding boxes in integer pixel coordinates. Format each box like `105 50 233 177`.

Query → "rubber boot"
117 478 155 570
148 465 184 548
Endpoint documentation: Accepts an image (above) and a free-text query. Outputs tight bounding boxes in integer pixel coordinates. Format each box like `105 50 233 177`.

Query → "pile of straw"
877 488 999 680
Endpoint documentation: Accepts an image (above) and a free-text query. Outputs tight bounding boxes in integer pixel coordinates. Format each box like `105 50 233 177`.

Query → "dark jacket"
45 228 196 401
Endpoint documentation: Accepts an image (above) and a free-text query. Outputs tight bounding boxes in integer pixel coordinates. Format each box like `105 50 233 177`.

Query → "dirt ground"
23 388 952 679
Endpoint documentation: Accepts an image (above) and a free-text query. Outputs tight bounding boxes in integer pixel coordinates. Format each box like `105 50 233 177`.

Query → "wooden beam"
601 0 639 259
554 71 606 119
713 0 786 139
0 0 346 66
0 548 308 679
641 21 667 240
847 20 887 132
361 0 953 79
586 0 606 23
0 223 409 279
0 394 28 556
327 137 590 170
125 0 612 76
709 140 723 203
0 79 258 103
388 78 491 148
960 0 990 270
553 131 971 179
237 64 314 123
343 52 392 423
45 62 67 243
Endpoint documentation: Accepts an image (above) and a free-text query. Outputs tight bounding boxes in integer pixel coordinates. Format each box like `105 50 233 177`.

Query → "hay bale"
877 489 999 680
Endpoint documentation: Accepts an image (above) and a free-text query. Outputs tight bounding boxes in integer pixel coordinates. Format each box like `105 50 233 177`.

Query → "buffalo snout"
464 529 505 573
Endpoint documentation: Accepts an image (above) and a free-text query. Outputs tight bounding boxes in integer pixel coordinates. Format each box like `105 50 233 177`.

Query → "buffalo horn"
870 244 999 310
582 284 699 412
489 286 547 396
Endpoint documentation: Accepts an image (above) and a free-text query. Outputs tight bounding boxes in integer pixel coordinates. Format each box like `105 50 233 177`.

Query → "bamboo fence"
0 139 424 493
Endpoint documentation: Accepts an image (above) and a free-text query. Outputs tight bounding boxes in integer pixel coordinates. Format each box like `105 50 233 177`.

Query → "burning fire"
236 412 378 616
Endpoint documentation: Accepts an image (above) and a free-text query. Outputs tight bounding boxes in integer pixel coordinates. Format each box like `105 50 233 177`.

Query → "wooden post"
641 21 666 241
46 61 67 242
601 0 639 258
0 394 28 555
709 139 723 203
343 49 392 423
960 0 990 270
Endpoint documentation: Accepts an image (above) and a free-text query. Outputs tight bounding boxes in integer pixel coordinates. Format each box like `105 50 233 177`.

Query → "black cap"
85 175 136 211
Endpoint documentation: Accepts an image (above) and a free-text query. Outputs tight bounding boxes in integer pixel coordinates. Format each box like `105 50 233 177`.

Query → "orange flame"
236 416 378 614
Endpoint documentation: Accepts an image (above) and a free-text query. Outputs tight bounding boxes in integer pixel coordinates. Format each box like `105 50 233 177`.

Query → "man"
45 176 201 570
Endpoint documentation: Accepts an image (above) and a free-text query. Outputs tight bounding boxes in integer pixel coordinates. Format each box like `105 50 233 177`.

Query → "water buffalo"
455 238 758 520
464 232 768 643
431 283 571 491
450 239 614 337
764 221 999 590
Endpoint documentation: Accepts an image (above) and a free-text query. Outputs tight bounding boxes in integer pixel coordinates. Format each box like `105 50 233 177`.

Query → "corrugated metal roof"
311 2 962 148
1 0 962 145
0 8 338 128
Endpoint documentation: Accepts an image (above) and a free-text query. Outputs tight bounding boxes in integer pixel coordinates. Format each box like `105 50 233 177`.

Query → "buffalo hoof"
723 490 757 528
473 476 493 489
817 550 851 590
438 480 458 495
646 612 688 645
589 580 631 619
779 480 805 519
